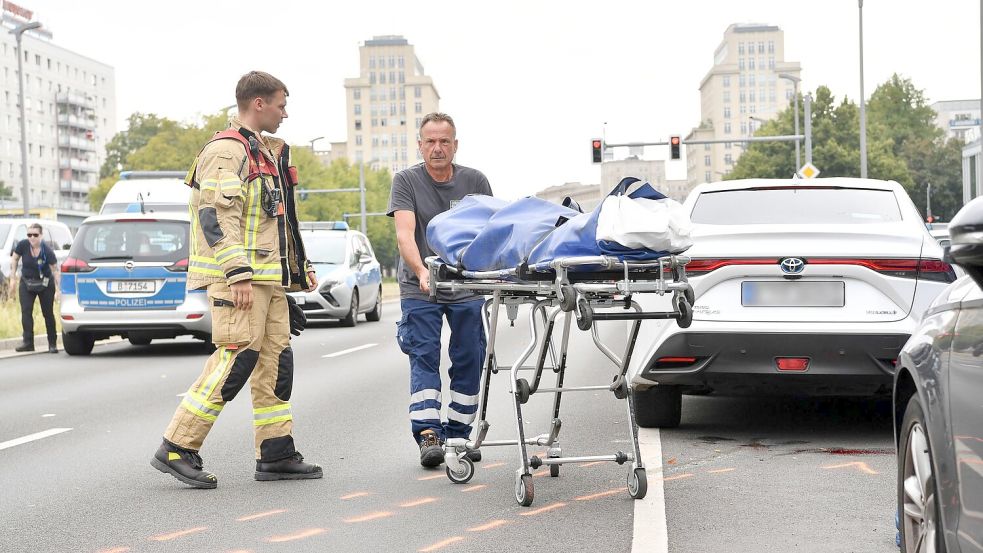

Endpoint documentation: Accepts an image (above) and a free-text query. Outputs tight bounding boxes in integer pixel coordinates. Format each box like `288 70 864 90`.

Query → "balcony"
56 113 96 131
60 179 91 193
57 134 97 151
58 158 95 172
55 92 94 109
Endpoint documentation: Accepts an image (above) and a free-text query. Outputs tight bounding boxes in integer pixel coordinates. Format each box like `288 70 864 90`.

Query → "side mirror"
948 196 983 285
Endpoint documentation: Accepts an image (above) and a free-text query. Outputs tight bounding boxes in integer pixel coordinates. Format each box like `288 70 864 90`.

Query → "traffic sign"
798 163 820 179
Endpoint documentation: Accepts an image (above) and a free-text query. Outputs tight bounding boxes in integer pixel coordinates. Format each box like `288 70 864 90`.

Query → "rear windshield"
72 220 188 263
690 187 903 225
305 234 347 265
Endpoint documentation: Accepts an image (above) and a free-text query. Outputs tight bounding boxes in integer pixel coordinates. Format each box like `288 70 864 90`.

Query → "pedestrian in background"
8 223 60 353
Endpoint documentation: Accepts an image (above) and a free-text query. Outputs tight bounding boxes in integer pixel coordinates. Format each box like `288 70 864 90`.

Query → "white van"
100 171 189 215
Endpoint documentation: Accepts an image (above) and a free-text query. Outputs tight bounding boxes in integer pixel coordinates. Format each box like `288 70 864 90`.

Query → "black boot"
14 341 34 352
255 452 323 481
151 440 218 489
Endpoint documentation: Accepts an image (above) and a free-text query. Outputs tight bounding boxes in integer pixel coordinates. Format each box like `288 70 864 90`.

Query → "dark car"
893 196 983 553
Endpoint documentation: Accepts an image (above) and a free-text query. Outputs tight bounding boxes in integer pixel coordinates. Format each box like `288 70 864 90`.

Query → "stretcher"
427 253 694 506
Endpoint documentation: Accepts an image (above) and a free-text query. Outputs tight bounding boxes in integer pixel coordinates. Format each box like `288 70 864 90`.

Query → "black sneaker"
14 342 34 352
255 452 323 481
418 429 444 468
151 440 217 489
48 346 58 354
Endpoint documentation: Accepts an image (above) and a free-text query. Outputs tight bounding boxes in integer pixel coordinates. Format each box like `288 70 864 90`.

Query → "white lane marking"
41 414 55 418
321 343 377 358
0 428 73 451
632 427 668 553
176 393 186 398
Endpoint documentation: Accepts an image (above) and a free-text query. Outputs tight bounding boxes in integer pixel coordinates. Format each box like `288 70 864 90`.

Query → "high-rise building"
685 24 800 187
343 36 439 175
931 99 981 143
0 2 115 215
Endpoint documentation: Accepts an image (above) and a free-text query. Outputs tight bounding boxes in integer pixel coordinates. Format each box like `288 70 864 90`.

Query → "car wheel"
128 336 152 346
341 289 359 327
63 331 94 356
366 286 383 322
633 385 682 428
899 394 946 553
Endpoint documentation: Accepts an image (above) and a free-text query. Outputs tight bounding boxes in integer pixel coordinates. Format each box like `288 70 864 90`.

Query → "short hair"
28 223 42 233
419 112 456 139
235 71 289 111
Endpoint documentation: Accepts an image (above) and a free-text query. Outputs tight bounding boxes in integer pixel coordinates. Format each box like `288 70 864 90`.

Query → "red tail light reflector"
166 258 189 272
685 258 779 276
186 313 204 320
61 257 95 273
654 356 700 369
776 357 810 371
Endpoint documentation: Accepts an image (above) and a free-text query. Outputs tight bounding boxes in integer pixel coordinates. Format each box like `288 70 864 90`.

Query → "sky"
24 0 983 199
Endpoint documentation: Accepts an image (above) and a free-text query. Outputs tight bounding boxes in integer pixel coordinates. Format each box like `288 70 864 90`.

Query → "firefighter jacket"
186 117 312 291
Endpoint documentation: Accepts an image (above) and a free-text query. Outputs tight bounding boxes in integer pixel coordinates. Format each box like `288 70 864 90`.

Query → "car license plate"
107 280 156 294
292 295 306 305
741 281 844 307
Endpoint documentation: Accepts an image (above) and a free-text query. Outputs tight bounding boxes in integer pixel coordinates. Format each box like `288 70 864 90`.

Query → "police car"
59 172 209 355
289 221 383 326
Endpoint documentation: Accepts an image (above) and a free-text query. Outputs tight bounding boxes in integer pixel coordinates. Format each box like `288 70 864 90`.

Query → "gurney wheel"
576 298 593 331
516 378 531 404
446 457 475 484
515 473 535 507
681 283 695 306
628 467 648 499
675 295 693 329
558 284 577 312
550 464 560 477
548 447 561 477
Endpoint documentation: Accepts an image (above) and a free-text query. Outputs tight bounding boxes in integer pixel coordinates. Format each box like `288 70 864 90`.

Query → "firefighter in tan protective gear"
151 71 322 488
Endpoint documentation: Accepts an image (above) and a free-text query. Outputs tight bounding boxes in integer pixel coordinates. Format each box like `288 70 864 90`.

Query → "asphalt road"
0 300 898 553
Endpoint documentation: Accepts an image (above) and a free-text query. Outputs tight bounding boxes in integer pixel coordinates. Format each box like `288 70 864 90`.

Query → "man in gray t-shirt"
387 112 492 468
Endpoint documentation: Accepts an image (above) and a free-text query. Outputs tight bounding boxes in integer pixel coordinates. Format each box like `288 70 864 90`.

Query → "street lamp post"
858 0 868 178
309 136 325 153
778 73 801 173
11 21 41 215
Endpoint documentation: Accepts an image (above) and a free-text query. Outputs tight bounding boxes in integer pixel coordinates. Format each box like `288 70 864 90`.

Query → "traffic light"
591 139 603 164
670 136 681 160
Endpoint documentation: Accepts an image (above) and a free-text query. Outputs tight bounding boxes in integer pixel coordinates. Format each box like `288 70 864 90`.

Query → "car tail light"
62 315 74 320
654 356 700 369
166 258 189 272
61 257 94 273
684 258 779 276
776 357 810 371
186 313 204 320
808 258 955 282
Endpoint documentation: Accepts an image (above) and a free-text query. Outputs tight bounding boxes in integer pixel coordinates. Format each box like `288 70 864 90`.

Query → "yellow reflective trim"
253 403 291 415
189 267 224 277
180 399 218 422
216 244 243 256
199 179 218 192
254 415 292 426
200 348 232 400
187 393 224 413
168 452 181 461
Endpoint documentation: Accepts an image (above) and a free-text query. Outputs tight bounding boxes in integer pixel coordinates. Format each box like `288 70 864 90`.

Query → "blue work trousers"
397 298 486 442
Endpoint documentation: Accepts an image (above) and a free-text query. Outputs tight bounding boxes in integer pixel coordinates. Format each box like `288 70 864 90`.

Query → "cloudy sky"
25 0 983 199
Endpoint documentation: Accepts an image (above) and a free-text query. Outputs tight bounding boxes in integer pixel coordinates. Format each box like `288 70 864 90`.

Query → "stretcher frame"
425 254 694 506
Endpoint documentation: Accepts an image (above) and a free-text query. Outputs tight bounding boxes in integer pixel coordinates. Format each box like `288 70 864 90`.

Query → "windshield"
71 220 188 263
305 234 347 264
690 187 903 225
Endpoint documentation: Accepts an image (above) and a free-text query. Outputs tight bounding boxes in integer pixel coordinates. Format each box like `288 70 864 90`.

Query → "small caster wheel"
675 295 693 329
558 284 576 312
446 456 475 484
547 447 561 477
515 472 535 507
628 467 648 499
681 283 695 306
576 297 593 331
515 378 531 404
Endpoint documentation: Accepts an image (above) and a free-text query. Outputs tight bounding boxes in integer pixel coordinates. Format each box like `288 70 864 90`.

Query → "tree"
0 180 12 199
727 76 964 220
99 113 177 178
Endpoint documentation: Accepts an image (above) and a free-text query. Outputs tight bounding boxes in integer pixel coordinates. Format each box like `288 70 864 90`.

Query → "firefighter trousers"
164 282 297 461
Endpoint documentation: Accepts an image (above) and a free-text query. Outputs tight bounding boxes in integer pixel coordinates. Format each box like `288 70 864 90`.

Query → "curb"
0 335 123 358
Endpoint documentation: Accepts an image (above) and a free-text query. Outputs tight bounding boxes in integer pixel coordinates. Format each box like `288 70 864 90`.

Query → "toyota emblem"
780 257 805 274
124 260 135 272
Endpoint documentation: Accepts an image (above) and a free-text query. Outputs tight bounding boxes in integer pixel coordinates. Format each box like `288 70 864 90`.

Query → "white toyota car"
629 178 955 427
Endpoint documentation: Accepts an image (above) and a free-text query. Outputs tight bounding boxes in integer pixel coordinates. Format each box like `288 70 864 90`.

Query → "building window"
725 142 732 149
389 56 395 68
749 90 756 103
758 41 765 54
398 56 405 68
768 57 775 70
738 42 745 55
749 74 756 86
723 107 731 119
415 102 422 113
705 171 712 182
704 155 711 167
724 154 733 165
369 56 376 69
723 91 730 103
369 72 376 85
353 88 361 100
739 74 746 87
739 91 746 103
750 104 756 114
740 122 747 134
722 75 730 87
748 58 755 70
355 120 362 131
768 40 775 54
372 137 379 147
724 122 731 134
414 86 422 98
354 104 361 115
415 117 422 128
380 72 386 84
738 58 745 70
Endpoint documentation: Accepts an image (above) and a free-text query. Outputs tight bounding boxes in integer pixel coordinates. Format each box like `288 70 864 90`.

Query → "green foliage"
96 112 399 271
0 180 12 199
727 75 964 220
